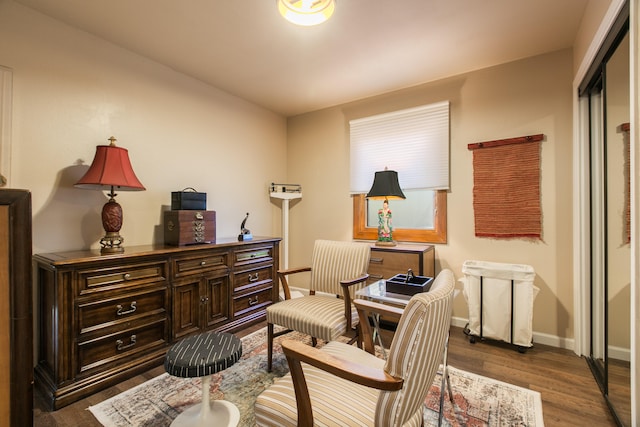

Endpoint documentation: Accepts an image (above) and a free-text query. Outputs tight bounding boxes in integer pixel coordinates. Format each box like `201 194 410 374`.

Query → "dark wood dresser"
34 237 280 410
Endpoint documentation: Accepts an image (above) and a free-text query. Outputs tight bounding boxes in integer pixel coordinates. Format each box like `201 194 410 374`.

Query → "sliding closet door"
604 31 631 426
589 77 607 389
581 9 631 425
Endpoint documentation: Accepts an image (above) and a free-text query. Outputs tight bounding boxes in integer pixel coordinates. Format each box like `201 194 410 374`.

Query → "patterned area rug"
88 328 544 426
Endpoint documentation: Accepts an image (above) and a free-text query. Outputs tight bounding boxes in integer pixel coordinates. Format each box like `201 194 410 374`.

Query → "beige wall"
0 1 287 254
573 0 614 77
287 49 575 341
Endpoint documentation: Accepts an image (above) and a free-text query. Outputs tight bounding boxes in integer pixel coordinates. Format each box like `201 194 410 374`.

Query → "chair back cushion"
309 240 371 295
376 269 455 426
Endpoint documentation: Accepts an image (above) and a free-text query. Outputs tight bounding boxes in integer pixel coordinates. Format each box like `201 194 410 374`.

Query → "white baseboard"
608 345 631 362
449 317 578 352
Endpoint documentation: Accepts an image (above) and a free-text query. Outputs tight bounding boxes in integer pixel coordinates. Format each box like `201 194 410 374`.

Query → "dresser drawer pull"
370 257 384 264
248 296 259 306
123 273 132 280
200 261 206 266
248 273 259 282
116 301 137 316
116 335 137 351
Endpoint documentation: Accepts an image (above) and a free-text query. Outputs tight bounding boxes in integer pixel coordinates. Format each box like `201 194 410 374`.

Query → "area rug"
88 327 544 426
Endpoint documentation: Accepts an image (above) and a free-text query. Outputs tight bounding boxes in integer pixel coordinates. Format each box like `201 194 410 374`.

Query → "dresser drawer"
368 249 422 281
172 252 229 279
232 285 272 318
77 287 168 335
77 261 168 296
233 264 273 294
77 319 168 376
234 245 274 267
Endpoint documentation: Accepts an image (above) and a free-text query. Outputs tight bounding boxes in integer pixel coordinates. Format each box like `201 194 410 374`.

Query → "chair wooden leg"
267 323 274 372
311 337 317 347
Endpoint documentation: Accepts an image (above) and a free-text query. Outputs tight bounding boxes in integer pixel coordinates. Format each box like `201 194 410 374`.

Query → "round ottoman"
164 332 243 427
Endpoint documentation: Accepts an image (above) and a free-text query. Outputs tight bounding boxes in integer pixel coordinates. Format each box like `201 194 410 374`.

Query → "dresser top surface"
33 236 281 266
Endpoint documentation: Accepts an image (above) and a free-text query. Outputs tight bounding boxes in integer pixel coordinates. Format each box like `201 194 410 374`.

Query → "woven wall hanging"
468 134 543 240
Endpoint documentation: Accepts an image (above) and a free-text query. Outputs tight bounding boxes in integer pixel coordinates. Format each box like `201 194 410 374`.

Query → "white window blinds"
349 101 450 193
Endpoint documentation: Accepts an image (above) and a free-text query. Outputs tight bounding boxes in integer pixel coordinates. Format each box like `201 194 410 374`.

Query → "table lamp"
75 136 145 254
366 168 405 246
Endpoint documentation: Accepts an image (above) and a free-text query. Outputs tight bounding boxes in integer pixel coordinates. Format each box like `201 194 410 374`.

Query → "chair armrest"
278 266 312 276
340 273 370 287
354 298 404 354
282 339 402 427
338 274 370 333
277 266 311 300
282 339 403 390
354 298 404 321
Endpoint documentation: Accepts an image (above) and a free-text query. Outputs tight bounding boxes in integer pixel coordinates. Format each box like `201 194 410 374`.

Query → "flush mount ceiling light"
278 0 335 26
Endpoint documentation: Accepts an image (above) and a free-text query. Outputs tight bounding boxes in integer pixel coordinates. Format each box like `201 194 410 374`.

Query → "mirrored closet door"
581 5 631 425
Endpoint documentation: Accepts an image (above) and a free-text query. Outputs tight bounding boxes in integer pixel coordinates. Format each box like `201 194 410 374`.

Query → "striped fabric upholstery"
255 341 384 427
255 269 455 427
308 240 371 295
377 269 454 426
266 295 360 342
267 240 371 341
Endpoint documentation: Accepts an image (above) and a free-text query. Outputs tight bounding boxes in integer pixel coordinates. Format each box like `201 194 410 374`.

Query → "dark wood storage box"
164 210 215 246
171 189 207 210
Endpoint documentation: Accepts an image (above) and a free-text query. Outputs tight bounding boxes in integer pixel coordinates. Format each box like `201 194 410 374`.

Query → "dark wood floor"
34 324 618 426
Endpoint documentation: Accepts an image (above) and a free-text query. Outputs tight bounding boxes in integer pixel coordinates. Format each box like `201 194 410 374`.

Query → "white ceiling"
15 0 590 117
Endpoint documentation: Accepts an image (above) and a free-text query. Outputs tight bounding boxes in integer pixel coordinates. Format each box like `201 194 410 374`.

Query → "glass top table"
354 280 416 358
355 279 414 308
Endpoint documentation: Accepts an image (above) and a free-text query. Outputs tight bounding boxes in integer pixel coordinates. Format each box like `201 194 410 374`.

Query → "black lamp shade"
366 170 406 200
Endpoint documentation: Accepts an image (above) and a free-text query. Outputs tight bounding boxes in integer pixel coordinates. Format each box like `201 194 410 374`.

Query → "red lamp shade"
75 143 145 191
75 137 145 254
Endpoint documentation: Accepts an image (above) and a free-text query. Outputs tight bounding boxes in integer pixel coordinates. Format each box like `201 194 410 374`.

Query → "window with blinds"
349 101 450 193
349 101 449 243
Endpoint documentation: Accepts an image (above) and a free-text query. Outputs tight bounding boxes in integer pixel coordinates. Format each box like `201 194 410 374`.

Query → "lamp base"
100 232 124 254
375 240 397 247
100 194 125 254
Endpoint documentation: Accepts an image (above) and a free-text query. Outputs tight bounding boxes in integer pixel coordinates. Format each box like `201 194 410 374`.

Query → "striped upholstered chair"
266 239 371 372
255 269 455 427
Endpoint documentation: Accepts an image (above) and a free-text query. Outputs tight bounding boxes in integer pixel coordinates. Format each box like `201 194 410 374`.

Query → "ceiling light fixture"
278 0 335 26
